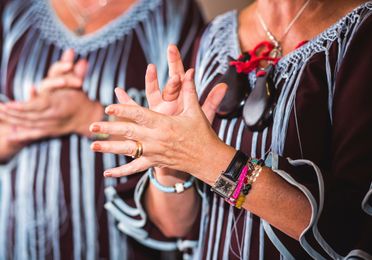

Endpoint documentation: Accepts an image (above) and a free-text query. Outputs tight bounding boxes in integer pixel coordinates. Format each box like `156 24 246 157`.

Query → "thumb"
61 49 75 62
202 83 228 123
29 85 38 100
182 69 200 113
114 87 137 105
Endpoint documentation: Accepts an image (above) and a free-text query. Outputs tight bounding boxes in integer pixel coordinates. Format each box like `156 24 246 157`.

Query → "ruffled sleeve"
268 12 372 260
104 171 200 255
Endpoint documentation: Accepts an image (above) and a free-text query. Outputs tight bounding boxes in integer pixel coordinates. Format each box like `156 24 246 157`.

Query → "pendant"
74 20 86 36
269 46 282 59
74 26 85 36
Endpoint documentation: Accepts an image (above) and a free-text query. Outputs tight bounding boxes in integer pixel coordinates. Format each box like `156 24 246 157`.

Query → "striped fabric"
0 0 203 259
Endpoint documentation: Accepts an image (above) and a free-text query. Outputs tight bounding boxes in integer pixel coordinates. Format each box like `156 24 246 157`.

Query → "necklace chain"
65 0 114 35
256 0 311 57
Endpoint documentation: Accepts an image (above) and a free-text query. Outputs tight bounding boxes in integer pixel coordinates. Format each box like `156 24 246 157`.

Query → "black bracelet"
223 150 249 182
211 150 249 199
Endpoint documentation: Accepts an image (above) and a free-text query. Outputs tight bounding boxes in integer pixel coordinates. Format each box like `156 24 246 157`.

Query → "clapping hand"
0 49 103 142
90 45 229 179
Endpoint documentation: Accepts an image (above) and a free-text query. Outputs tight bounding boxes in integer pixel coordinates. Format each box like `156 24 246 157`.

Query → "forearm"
144 169 200 238
242 166 311 240
144 141 237 238
195 145 311 240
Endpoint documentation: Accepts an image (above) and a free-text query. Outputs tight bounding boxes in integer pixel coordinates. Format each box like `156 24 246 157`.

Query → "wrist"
194 140 237 186
149 168 195 194
153 167 190 186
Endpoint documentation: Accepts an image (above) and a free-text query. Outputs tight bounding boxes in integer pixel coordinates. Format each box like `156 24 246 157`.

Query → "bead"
174 183 185 193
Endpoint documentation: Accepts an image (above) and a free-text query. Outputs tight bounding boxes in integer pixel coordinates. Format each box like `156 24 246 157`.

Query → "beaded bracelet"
235 159 264 209
148 168 195 194
211 153 264 208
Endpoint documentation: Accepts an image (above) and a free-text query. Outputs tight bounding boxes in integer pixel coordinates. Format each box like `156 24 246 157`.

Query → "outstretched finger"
74 59 89 79
40 75 83 91
103 157 151 178
182 69 201 114
61 49 75 62
145 64 162 108
0 107 50 124
7 128 45 143
91 140 139 157
162 74 182 102
202 83 228 123
3 97 49 112
48 61 74 77
167 44 185 78
105 104 158 126
115 88 137 105
90 121 146 140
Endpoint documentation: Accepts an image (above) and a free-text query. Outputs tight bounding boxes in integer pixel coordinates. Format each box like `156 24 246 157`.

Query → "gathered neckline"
31 0 162 54
230 1 372 70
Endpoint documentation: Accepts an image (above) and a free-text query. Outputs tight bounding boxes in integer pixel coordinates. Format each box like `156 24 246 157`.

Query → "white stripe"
242 213 253 260
205 195 218 260
81 138 97 260
212 198 227 260
259 219 265 260
222 206 234 260
47 140 62 260
70 135 82 260
0 161 15 259
36 142 48 260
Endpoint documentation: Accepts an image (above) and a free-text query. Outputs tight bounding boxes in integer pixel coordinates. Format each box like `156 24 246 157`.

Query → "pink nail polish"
91 125 100 132
92 143 101 150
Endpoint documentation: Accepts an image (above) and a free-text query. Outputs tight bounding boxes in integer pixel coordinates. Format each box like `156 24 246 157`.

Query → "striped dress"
109 2 372 259
0 0 203 259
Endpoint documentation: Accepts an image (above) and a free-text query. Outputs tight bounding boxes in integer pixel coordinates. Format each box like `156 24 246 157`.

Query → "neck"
73 0 106 8
255 0 317 36
239 0 365 55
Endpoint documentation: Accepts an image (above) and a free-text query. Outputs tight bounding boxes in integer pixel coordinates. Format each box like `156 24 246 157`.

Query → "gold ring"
132 141 143 159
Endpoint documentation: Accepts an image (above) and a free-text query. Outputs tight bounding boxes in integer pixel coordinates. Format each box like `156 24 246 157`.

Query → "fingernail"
104 171 112 177
92 143 101 151
91 125 100 132
105 106 115 115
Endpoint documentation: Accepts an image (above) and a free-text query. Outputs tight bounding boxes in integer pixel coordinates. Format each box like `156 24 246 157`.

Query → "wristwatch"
211 150 248 199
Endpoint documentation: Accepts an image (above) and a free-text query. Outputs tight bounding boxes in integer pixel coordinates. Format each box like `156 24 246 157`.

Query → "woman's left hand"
0 88 103 140
90 69 235 181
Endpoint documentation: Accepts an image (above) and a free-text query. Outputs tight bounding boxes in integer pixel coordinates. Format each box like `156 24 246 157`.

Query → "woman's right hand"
38 48 88 92
114 45 227 180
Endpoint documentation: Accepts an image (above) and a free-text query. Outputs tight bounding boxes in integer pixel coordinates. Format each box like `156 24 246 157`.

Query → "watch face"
212 176 237 198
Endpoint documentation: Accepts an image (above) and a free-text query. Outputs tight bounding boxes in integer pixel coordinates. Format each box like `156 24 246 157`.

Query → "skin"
89 0 367 241
51 0 138 35
0 0 141 161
